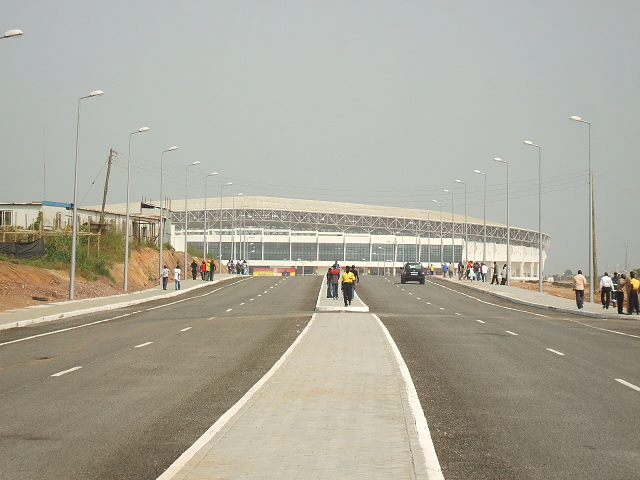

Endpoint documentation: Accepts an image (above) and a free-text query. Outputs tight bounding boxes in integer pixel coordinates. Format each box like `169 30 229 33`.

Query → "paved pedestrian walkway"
441 276 626 319
158 309 442 480
0 274 237 331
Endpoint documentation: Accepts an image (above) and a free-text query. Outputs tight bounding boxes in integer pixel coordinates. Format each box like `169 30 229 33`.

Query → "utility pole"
100 148 115 224
592 176 598 289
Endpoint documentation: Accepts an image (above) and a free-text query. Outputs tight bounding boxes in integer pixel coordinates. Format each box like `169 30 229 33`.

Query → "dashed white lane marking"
263 291 268 294
180 327 192 332
439 307 445 310
454 313 461 316
505 331 518 336
51 366 82 377
257 294 262 297
476 320 486 324
426 302 431 305
249 298 255 301
416 298 421 300
615 379 640 392
207 316 216 320
239 302 245 305
135 342 153 348
546 348 565 356
226 308 233 312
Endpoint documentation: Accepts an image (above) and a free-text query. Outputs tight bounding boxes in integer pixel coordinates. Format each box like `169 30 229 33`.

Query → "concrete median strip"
158 279 442 479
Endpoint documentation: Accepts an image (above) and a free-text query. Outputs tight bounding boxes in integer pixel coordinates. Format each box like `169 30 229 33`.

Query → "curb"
440 278 627 320
0 277 233 332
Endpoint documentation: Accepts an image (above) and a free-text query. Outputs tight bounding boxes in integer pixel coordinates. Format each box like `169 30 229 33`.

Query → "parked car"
401 262 426 284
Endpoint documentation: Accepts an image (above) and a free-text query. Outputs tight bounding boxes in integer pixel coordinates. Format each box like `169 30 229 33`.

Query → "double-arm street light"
219 182 233 261
203 172 219 261
432 199 443 266
473 169 487 265
443 189 455 264
124 127 150 291
524 140 543 293
184 161 201 272
232 193 244 260
570 115 594 303
159 146 178 282
69 90 104 300
455 179 468 263
2 29 23 39
494 158 510 286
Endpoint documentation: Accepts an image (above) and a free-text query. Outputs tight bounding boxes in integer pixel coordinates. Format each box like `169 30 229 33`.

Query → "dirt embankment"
0 248 199 312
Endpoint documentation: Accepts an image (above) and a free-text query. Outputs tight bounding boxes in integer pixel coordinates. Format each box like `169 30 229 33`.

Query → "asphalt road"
0 276 318 480
2 274 638 479
357 275 640 480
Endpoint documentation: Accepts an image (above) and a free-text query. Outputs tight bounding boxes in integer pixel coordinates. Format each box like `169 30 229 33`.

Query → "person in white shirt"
161 265 170 290
173 265 182 290
600 272 614 309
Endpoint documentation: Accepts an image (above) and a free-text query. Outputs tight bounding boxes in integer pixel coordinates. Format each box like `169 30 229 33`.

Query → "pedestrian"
210 260 216 280
616 273 627 315
200 260 207 280
481 263 488 282
161 265 170 290
190 260 198 281
629 271 640 315
228 260 234 274
491 262 498 284
242 259 248 275
351 265 359 289
174 264 182 290
611 272 619 308
330 265 341 299
341 265 356 306
599 272 614 309
572 269 587 309
326 267 333 298
500 264 508 285
442 263 448 277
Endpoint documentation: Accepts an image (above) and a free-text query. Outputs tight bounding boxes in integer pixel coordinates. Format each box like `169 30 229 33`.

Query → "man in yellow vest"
341 266 356 307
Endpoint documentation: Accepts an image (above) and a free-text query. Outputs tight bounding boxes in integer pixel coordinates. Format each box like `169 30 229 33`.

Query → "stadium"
164 196 549 277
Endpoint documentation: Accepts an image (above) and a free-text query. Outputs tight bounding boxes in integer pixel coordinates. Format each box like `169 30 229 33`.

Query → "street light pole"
473 170 487 266
455 179 468 263
69 90 103 300
203 172 219 261
432 200 443 267
232 193 243 260
443 189 454 264
494 158 510 286
219 182 233 262
184 161 201 273
159 146 178 283
124 126 150 292
570 115 594 303
524 140 543 293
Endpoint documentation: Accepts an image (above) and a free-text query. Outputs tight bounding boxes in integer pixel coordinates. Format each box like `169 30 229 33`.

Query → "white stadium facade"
162 196 549 278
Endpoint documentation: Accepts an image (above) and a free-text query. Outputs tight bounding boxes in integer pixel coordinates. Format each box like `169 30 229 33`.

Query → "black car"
401 262 426 284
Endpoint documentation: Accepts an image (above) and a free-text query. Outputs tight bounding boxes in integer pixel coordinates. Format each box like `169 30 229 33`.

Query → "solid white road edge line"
51 366 82 377
615 378 640 392
372 313 445 480
156 313 318 480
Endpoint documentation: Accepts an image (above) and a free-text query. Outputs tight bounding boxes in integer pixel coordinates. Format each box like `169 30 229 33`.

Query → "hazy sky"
2 1 638 274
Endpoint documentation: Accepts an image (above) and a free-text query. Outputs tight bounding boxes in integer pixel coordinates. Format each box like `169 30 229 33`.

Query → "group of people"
161 264 183 290
573 270 640 314
194 259 217 281
454 261 508 285
326 262 359 306
227 259 249 275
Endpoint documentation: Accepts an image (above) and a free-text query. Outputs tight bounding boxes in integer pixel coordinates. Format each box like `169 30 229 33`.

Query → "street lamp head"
443 189 450 193
137 126 150 133
3 29 23 38
455 179 464 184
89 90 104 97
237 192 244 196
494 157 507 164
473 169 484 175
570 115 590 124
207 171 218 176
191 161 200 166
168 146 178 151
523 140 540 147
432 199 439 204
225 182 233 186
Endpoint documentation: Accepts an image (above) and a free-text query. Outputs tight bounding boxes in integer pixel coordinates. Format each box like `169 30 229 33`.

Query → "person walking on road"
210 260 216 280
200 260 207 280
341 266 356 306
190 260 198 281
491 262 499 284
329 265 340 299
628 271 640 315
599 272 614 309
326 267 333 298
174 265 182 290
572 269 587 309
161 265 170 290
616 273 627 315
